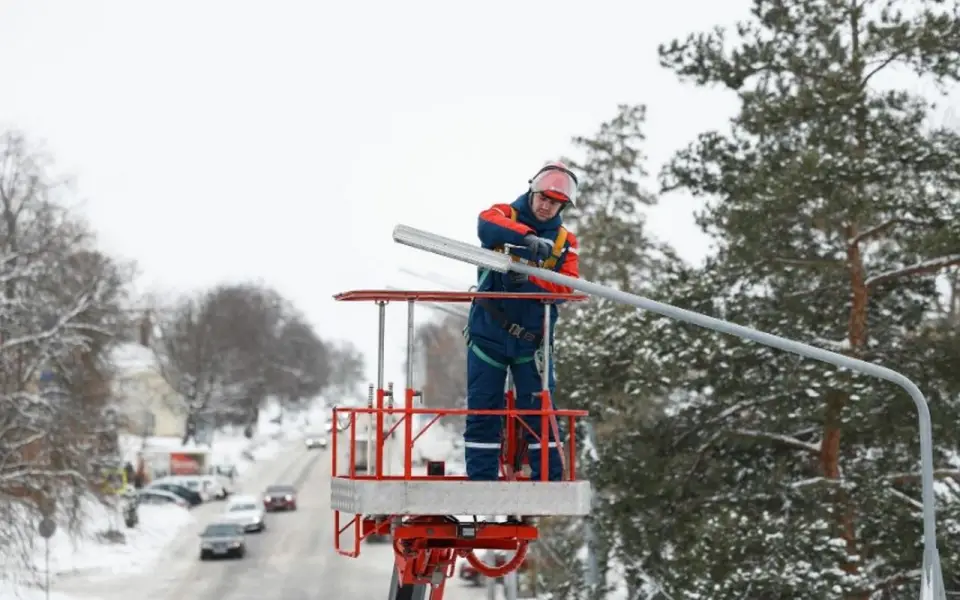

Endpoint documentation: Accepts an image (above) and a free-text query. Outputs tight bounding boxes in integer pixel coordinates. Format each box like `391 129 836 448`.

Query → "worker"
463 160 581 483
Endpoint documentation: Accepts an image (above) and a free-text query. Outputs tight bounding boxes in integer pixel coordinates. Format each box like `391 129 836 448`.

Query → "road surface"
55 439 495 600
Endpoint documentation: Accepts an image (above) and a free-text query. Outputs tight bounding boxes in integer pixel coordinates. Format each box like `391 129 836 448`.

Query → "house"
109 342 186 439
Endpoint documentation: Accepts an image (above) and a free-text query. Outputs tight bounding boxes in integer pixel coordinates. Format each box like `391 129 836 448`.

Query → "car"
136 488 190 509
197 474 231 500
198 522 246 560
220 495 266 532
304 434 327 449
163 474 229 501
145 481 203 506
262 484 297 512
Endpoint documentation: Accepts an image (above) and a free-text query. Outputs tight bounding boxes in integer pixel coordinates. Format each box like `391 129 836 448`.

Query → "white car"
304 434 327 449
220 495 266 532
197 474 231 500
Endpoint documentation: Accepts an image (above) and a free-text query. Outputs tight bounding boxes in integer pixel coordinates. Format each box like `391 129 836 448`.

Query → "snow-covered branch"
866 254 960 288
0 130 133 575
847 218 918 246
731 428 821 453
885 468 960 485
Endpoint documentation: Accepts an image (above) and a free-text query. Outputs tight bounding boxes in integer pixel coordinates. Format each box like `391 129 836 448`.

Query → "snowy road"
54 440 492 600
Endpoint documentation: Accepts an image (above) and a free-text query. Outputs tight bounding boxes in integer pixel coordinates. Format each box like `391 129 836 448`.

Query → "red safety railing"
329 288 590 596
331 403 588 557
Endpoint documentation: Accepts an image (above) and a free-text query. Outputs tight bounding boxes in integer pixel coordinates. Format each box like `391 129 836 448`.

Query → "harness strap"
542 226 568 270
471 206 569 344
473 298 543 346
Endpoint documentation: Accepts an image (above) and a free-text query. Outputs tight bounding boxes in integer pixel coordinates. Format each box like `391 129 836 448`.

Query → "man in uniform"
463 160 580 483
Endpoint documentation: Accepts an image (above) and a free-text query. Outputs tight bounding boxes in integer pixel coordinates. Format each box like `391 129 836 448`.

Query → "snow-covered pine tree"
639 0 960 596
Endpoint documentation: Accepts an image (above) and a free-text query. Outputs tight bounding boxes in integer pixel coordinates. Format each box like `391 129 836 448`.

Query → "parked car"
197 474 231 499
262 484 297 512
198 522 246 560
220 495 266 532
160 475 227 501
137 488 190 509
145 481 203 506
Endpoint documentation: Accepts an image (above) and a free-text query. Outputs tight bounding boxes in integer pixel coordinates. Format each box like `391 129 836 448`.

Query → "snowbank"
0 580 76 600
2 401 317 599
43 502 194 579
0 498 194 594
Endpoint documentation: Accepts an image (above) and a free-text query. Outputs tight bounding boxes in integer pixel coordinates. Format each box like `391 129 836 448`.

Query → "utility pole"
581 420 601 596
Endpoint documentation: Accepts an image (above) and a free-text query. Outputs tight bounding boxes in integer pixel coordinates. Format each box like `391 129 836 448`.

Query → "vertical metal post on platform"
581 420 600 595
372 300 387 476
540 302 551 392
539 301 551 482
405 299 416 478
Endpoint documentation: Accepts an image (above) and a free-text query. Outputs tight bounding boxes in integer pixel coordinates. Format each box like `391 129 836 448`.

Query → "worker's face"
531 192 564 221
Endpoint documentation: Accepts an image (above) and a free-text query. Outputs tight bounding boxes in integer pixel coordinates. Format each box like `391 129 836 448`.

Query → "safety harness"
465 207 569 371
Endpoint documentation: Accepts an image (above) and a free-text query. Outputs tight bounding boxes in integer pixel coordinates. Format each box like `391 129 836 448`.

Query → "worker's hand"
522 234 552 262
507 271 528 286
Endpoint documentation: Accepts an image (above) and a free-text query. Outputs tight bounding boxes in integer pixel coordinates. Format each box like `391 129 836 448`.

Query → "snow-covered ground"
0 501 196 600
1 400 325 600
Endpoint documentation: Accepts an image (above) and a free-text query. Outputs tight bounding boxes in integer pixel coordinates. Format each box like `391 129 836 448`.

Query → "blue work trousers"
463 342 563 482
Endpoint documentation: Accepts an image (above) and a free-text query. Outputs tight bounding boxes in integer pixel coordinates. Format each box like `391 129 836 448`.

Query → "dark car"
262 484 297 512
198 522 246 560
147 482 203 507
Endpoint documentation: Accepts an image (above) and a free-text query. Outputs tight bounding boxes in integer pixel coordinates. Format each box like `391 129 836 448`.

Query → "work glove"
523 234 553 262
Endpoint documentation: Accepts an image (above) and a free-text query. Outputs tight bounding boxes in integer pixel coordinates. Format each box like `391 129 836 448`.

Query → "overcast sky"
3 1 949 394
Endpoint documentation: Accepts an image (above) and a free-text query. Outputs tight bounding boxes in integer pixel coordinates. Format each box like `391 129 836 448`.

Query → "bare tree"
411 314 467 410
267 315 331 411
323 339 365 399
152 290 247 443
0 130 134 580
154 278 368 439
153 282 332 439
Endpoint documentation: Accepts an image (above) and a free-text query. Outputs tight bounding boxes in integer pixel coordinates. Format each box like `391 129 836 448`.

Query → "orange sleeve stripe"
479 205 533 235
